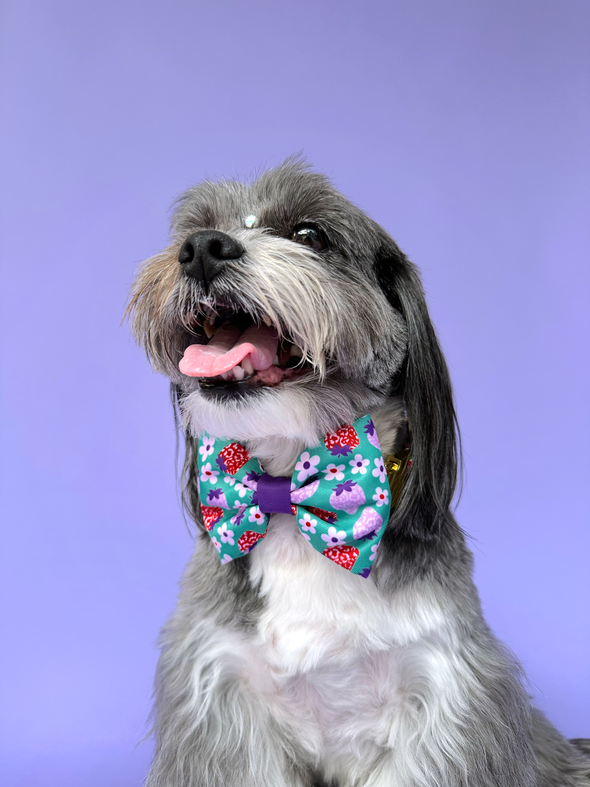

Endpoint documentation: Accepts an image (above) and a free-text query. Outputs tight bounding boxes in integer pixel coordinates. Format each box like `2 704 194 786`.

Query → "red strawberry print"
324 425 360 457
307 506 338 524
291 504 298 516
201 505 224 531
322 544 359 571
238 530 265 553
216 443 251 475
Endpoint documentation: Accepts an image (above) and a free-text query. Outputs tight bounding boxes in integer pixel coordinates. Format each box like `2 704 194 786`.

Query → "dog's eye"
290 224 327 252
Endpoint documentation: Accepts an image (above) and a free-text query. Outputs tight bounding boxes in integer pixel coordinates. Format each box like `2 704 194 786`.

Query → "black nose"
178 230 244 286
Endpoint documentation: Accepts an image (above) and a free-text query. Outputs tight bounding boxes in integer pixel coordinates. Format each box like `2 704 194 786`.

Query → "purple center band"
257 473 294 515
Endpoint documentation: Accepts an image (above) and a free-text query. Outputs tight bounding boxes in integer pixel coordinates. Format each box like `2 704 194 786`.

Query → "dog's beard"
131 228 408 443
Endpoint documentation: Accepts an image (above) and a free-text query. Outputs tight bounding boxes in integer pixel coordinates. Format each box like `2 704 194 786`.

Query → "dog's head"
128 160 459 537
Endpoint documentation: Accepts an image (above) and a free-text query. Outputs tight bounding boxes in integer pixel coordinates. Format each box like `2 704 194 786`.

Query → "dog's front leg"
145 677 310 786
145 621 311 787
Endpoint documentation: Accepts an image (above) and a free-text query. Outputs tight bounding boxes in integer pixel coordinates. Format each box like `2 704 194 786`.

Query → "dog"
127 159 589 787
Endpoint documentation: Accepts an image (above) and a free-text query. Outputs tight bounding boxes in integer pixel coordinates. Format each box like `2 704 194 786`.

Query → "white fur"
181 386 327 445
245 507 465 786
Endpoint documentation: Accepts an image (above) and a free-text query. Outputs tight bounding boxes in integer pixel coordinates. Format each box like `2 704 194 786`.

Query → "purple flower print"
372 457 387 484
329 479 366 515
199 435 216 460
321 526 347 547
295 452 321 483
217 522 235 546
349 453 370 475
206 488 229 509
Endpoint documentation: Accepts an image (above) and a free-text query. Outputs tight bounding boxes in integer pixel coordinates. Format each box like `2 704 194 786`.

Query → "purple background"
1 1 589 784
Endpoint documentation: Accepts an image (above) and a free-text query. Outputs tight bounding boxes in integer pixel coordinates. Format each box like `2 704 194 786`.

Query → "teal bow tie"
197 415 391 577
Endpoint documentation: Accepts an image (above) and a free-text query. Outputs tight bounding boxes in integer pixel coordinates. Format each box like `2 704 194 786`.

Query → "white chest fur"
250 513 395 673
246 509 455 783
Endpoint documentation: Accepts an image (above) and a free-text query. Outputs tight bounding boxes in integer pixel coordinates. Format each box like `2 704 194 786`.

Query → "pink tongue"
179 322 279 378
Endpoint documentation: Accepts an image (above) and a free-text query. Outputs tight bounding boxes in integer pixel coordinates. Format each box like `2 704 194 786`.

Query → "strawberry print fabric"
197 415 391 577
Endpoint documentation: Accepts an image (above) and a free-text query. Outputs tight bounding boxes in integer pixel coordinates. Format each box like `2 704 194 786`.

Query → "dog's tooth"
203 320 215 339
289 345 303 359
233 365 245 381
262 314 272 327
241 357 254 376
272 354 279 366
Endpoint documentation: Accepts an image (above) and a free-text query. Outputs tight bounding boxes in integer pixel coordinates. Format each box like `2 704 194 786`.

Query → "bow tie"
197 415 392 578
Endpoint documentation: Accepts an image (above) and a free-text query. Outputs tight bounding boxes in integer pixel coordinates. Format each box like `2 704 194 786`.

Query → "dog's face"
128 161 458 535
129 161 410 442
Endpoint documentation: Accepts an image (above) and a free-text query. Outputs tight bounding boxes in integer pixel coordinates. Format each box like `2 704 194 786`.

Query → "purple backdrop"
1 0 589 784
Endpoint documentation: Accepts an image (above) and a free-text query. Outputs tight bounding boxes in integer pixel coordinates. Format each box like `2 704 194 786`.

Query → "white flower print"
298 513 317 535
322 463 345 482
234 481 249 498
295 452 321 483
199 435 215 460
372 487 389 507
220 553 233 564
217 522 235 546
370 543 379 562
349 453 369 475
200 462 219 484
211 536 222 552
321 526 347 548
224 475 236 487
302 532 311 542
248 506 265 525
372 457 386 484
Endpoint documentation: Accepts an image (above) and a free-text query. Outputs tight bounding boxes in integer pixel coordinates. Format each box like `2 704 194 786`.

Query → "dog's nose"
178 230 244 286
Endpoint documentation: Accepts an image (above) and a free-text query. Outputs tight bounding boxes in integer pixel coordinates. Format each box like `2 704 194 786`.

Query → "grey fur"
128 159 589 786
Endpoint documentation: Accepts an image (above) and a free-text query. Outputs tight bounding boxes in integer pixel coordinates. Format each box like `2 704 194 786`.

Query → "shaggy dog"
128 160 589 786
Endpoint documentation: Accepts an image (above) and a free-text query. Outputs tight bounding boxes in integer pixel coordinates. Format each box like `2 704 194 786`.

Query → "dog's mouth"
179 306 312 391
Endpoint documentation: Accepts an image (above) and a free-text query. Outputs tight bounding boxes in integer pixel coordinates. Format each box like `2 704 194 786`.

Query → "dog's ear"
375 242 461 539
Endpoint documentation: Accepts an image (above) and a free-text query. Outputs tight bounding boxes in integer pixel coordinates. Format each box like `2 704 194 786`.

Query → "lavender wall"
1 1 588 784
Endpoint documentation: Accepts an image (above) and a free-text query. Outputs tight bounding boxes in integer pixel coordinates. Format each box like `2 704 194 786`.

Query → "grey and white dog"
128 160 589 787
